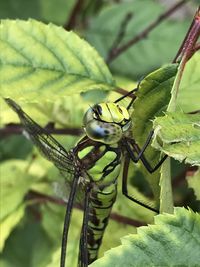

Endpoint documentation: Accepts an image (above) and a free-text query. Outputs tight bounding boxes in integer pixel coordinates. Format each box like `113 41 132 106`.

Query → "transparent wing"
53 176 85 204
5 98 76 181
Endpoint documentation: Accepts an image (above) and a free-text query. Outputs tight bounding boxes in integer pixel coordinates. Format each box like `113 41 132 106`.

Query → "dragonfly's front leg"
125 131 168 173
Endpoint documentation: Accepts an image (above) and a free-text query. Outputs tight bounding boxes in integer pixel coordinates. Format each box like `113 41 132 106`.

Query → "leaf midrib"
0 62 115 86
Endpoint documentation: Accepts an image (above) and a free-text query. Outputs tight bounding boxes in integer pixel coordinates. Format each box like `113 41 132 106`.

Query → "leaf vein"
16 24 66 72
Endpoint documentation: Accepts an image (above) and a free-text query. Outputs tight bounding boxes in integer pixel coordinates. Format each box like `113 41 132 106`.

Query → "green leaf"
177 52 200 112
133 64 178 127
39 0 76 25
153 112 200 166
89 208 200 267
0 19 115 102
0 135 33 161
0 93 88 130
44 207 82 267
46 248 60 267
0 157 58 252
0 160 37 252
0 160 34 221
0 216 55 267
0 0 42 21
187 168 200 200
86 0 191 78
0 259 10 267
41 203 64 244
0 0 77 26
131 64 178 199
0 204 25 252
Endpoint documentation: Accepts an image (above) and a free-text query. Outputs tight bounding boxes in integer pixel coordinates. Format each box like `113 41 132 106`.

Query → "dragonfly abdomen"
76 141 122 265
87 184 117 263
75 139 122 265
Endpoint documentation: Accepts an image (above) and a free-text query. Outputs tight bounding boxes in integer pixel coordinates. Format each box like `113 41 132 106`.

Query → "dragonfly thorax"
83 103 131 144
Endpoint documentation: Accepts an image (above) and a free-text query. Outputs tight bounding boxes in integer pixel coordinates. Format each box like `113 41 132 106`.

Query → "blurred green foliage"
0 1 199 267
0 0 76 25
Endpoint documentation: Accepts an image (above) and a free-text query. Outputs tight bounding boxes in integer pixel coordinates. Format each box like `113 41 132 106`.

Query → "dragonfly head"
83 103 131 144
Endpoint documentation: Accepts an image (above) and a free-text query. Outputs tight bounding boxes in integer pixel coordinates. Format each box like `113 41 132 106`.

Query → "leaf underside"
153 112 200 166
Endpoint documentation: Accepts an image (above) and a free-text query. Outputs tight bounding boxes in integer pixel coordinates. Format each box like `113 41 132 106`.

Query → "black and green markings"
5 86 167 267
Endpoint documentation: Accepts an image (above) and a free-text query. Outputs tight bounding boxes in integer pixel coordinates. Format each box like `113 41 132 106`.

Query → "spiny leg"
125 131 154 162
138 148 167 173
60 171 80 267
79 185 91 267
125 130 168 173
122 155 158 213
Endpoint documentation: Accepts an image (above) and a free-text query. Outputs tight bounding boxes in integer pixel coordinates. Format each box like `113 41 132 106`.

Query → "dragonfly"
5 87 167 267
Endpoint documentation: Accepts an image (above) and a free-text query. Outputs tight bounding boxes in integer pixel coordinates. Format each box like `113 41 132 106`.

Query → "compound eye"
85 120 122 144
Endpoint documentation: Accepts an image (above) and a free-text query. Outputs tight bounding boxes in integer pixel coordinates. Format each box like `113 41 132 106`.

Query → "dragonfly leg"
122 156 158 213
139 152 168 173
114 87 138 105
115 77 145 109
60 171 80 267
79 185 91 267
125 130 168 173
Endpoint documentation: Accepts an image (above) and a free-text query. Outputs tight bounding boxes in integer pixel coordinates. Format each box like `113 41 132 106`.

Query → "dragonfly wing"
5 98 90 267
5 98 76 180
53 174 86 204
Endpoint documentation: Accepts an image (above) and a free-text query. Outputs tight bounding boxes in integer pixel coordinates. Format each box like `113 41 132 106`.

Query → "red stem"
173 7 200 63
107 0 189 63
64 0 85 30
28 190 146 227
0 123 82 138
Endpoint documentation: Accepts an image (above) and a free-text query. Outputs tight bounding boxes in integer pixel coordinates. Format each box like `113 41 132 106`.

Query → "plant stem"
159 159 174 214
28 190 145 227
159 6 200 214
0 123 82 137
107 0 189 63
64 0 85 30
170 6 200 110
106 12 133 63
173 7 200 63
